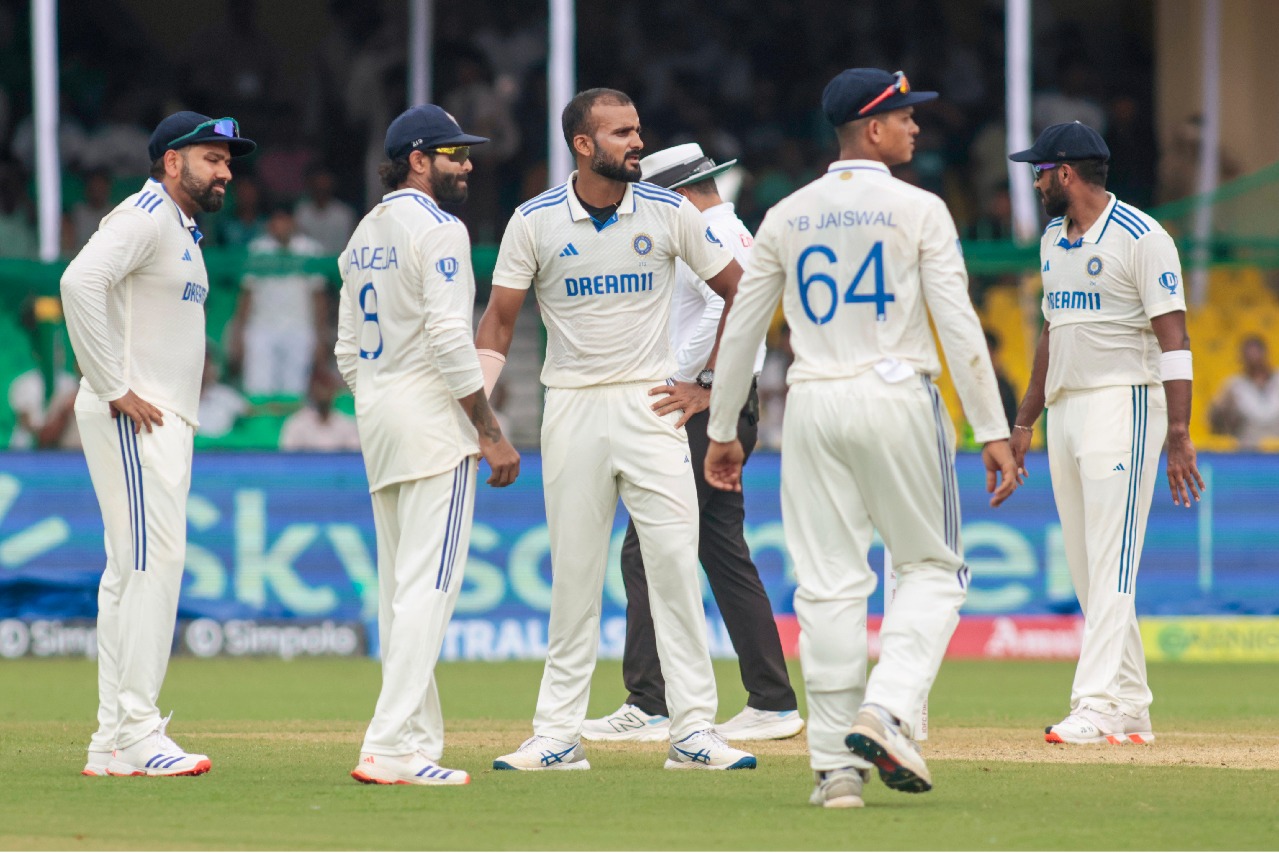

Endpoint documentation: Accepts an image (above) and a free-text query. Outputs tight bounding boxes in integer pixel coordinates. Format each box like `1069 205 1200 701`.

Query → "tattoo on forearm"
467 394 504 443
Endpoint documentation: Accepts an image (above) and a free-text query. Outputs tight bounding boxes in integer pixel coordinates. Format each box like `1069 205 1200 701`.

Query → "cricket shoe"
1044 709 1128 745
664 729 757 770
82 751 112 777
493 736 590 771
351 751 469 785
716 707 805 741
1121 711 1156 745
581 704 671 742
809 767 871 809
845 704 932 793
106 713 211 777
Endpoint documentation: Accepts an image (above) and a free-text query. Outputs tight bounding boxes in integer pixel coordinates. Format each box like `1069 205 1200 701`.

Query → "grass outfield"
1 658 1277 850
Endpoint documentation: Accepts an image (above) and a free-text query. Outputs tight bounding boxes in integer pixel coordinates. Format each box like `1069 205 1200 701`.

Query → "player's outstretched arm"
982 438 1021 507
1011 321 1051 475
459 389 520 487
1151 310 1204 507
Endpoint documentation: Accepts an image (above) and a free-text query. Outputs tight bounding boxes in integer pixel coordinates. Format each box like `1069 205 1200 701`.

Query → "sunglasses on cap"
167 117 240 148
1030 162 1061 179
429 145 471 164
858 70 910 116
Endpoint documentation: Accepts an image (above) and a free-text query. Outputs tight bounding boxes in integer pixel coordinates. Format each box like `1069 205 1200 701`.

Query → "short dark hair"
681 176 719 197
561 88 633 151
149 156 166 179
378 157 411 192
1067 158 1108 188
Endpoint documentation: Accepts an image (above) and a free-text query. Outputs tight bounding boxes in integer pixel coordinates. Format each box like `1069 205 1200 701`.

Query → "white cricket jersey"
709 160 1008 443
1039 194 1186 404
491 173 735 388
61 178 209 426
669 202 767 381
335 188 485 493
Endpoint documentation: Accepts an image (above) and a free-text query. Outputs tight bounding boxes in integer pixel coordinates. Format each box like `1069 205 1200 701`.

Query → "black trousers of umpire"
620 382 797 717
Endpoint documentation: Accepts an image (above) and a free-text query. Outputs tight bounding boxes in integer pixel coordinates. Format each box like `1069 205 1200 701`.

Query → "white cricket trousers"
76 396 194 752
1048 385 1166 717
782 375 969 771
534 383 717 742
361 457 476 758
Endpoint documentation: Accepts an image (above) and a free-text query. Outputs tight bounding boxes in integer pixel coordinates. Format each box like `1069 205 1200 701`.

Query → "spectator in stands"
228 202 330 395
214 173 267 249
1032 57 1106 135
985 330 1019 430
8 301 80 449
196 348 248 439
1210 336 1279 449
0 160 37 259
757 322 792 449
278 368 360 451
294 164 356 255
63 167 113 255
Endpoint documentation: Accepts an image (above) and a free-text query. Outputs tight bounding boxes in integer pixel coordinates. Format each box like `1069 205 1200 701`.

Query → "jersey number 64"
798 240 894 325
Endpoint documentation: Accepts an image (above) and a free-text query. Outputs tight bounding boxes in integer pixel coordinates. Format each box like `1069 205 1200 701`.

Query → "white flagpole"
547 0 576 188
32 0 61 262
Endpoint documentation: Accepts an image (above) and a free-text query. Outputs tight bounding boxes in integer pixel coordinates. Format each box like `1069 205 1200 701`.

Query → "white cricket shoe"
351 751 470 785
845 704 932 793
582 704 671 742
1121 710 1156 745
82 751 111 777
1044 709 1128 745
716 707 805 741
809 767 871 809
107 713 211 777
664 729 757 770
493 736 590 771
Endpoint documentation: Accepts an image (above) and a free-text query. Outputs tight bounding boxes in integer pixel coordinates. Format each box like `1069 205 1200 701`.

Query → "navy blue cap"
384 105 489 160
822 68 939 125
148 111 256 162
1009 121 1110 163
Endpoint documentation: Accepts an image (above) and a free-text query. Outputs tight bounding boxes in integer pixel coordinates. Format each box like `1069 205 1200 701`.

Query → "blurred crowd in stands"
0 0 1271 449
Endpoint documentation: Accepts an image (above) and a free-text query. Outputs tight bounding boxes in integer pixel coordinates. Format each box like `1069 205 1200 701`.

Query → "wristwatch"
696 369 714 389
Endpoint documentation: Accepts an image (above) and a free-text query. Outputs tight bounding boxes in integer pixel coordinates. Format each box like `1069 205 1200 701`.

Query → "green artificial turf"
1 658 1275 850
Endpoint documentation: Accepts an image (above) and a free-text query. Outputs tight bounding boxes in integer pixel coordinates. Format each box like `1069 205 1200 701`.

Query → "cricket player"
477 88 757 772
705 68 1021 808
583 143 802 744
1008 122 1203 746
62 111 256 776
337 105 520 786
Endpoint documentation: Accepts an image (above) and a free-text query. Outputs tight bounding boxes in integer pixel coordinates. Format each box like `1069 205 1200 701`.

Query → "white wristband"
478 348 506 396
1159 349 1193 381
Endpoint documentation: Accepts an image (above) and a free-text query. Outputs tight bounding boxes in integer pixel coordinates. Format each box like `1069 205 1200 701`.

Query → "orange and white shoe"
107 713 211 776
1121 711 1156 745
1044 709 1127 745
351 752 470 786
82 751 111 776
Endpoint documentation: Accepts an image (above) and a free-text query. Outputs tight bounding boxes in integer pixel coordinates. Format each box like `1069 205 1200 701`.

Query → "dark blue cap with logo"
1009 121 1110 162
148 111 256 162
822 68 939 125
384 105 489 160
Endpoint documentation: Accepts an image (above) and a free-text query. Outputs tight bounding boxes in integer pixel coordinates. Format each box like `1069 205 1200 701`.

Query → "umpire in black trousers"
583 143 802 743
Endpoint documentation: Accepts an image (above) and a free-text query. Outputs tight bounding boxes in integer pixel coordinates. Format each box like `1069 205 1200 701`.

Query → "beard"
430 169 469 205
591 145 641 182
1039 176 1069 219
180 159 227 213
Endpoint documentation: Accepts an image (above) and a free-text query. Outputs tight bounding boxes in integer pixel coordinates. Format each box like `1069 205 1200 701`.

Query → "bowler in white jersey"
477 88 757 772
336 105 519 786
705 69 1021 807
62 111 255 777
1008 122 1203 746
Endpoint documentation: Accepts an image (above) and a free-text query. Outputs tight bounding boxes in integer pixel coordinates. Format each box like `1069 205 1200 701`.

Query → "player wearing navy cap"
705 68 1021 807
337 104 519 786
1009 122 1203 746
63 110 255 777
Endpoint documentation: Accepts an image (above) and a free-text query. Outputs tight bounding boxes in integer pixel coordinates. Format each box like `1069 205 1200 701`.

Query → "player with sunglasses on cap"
1008 122 1203 747
704 68 1020 807
62 110 255 777
337 104 519 786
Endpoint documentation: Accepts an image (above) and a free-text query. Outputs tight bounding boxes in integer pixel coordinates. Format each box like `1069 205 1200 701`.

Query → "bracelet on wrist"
1013 424 1034 433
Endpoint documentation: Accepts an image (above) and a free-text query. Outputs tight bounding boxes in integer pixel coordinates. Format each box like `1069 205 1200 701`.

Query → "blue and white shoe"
664 729 757 770
351 751 470 785
582 704 671 742
82 751 111 777
716 707 805 741
106 713 211 777
493 736 590 771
